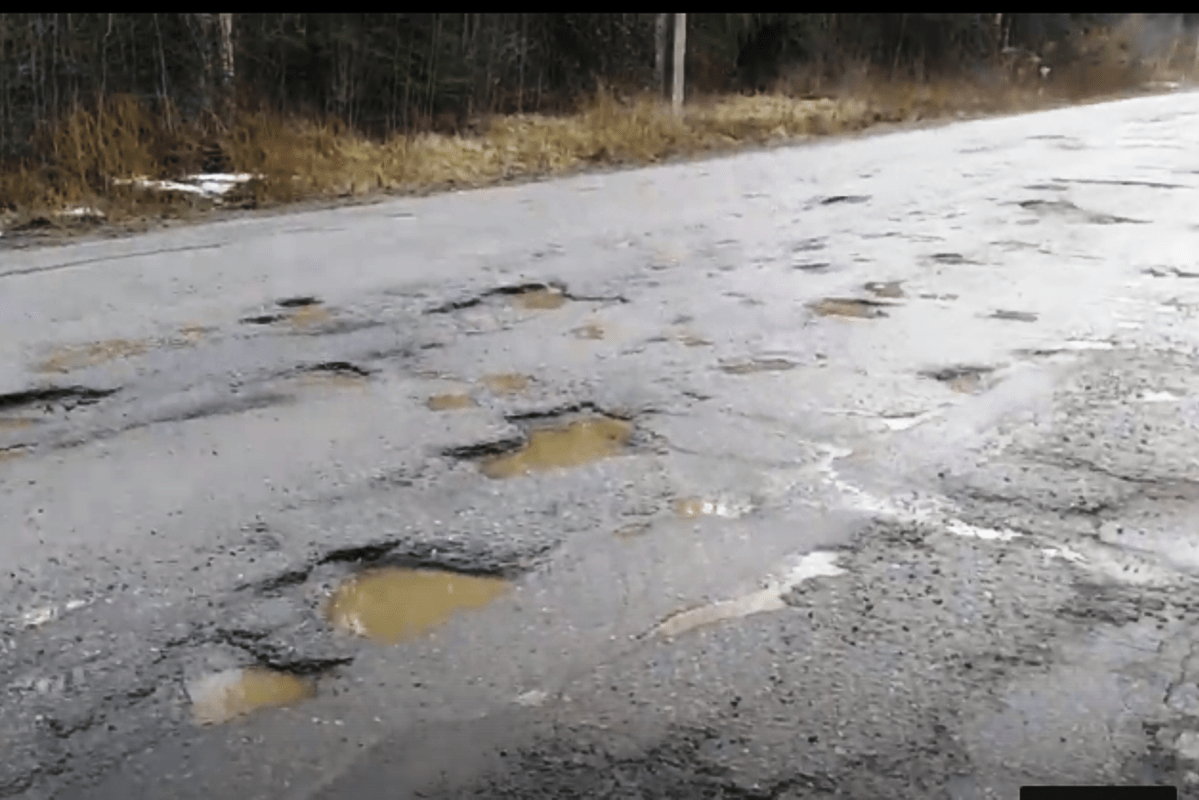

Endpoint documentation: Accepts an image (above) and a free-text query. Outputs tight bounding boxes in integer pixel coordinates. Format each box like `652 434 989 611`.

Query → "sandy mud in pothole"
0 416 35 431
480 416 634 479
188 667 315 725
325 567 511 644
481 373 532 395
34 339 149 373
809 298 892 318
427 393 476 411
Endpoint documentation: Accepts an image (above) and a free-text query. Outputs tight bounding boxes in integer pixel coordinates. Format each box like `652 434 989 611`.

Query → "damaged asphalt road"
5 91 1199 798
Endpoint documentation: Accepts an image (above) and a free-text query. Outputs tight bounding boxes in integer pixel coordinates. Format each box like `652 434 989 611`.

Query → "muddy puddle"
326 567 510 644
0 416 35 431
510 287 568 310
427 393 476 411
864 280 905 299
678 333 713 347
809 298 891 318
720 358 796 375
188 667 315 725
35 339 149 373
481 373 532 395
481 416 634 479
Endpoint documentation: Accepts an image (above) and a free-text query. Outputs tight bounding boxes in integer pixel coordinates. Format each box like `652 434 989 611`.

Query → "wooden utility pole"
672 13 686 112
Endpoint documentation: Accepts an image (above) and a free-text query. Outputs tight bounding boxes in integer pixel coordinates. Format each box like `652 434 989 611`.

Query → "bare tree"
654 14 667 97
672 13 686 112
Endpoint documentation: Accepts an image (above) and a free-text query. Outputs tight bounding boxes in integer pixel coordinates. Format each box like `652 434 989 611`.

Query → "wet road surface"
5 91 1199 798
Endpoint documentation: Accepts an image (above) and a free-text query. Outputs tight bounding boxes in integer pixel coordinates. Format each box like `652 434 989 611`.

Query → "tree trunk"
654 13 667 97
672 13 685 112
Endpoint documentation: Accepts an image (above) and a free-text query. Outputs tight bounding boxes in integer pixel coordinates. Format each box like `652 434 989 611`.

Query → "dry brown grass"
1 25 1195 237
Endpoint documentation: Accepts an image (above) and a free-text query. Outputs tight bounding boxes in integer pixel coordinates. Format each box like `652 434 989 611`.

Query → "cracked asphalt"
5 90 1199 798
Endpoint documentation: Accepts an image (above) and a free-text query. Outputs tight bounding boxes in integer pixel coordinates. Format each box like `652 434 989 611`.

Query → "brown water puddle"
810 298 891 318
720 358 796 375
35 339 149 373
326 567 510 644
288 304 334 329
188 667 315 725
481 416 633 479
572 322 605 340
0 445 28 462
0 417 34 431
864 280 905 299
481 373 531 395
511 287 568 310
427 393 476 411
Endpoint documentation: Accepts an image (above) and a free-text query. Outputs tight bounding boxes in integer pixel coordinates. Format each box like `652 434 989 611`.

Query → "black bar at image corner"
1020 786 1177 800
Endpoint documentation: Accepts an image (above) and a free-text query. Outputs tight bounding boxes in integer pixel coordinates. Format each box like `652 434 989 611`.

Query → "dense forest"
0 13 1194 217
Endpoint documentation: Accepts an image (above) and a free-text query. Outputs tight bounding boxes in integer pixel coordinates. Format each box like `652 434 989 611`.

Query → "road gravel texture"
4 91 1199 798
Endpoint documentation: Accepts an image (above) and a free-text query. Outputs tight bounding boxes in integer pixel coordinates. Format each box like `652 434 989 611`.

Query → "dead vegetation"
0 14 1195 239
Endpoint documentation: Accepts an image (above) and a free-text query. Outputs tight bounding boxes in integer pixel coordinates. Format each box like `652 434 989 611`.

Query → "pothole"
188 667 316 726
677 332 713 347
481 373 532 395
34 339 149 373
475 415 635 479
674 497 753 519
293 362 372 389
928 253 977 265
288 304 335 330
240 299 336 331
428 282 623 315
0 416 35 431
1017 199 1145 225
427 393 476 411
0 444 29 461
793 261 832 272
990 309 1039 322
809 298 891 318
864 280 905 299
614 522 653 539
510 286 568 310
819 195 870 205
719 358 796 374
325 567 510 644
0 386 118 414
921 365 996 394
276 296 321 308
572 322 605 340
